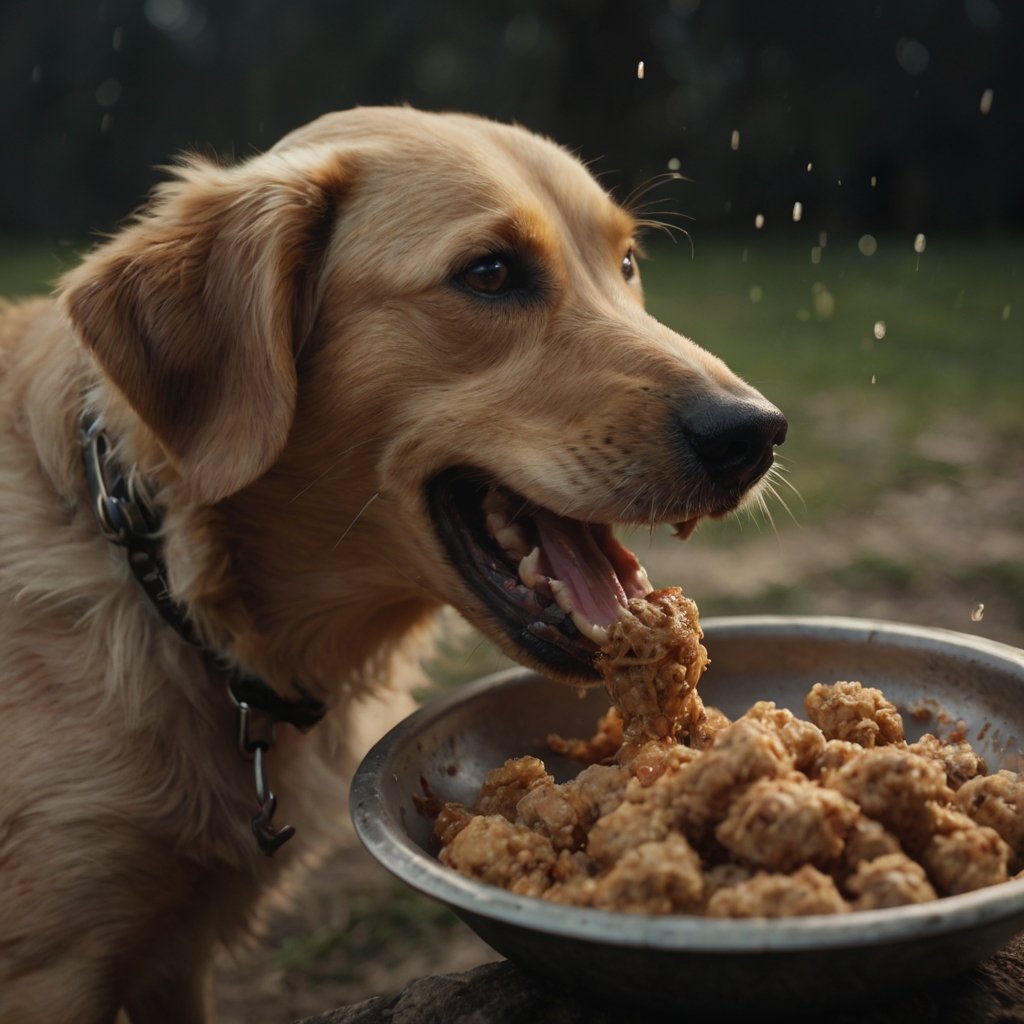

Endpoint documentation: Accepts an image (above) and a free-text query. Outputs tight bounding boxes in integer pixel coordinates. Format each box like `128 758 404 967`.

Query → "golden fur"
0 107 782 1022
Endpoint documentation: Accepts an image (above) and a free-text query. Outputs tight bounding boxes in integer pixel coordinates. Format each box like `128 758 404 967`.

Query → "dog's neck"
78 409 325 854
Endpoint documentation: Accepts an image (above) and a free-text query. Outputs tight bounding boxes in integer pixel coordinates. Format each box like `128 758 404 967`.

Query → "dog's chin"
425 468 703 683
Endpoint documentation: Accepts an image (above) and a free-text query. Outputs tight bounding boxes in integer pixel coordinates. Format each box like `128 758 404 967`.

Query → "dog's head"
61 107 785 686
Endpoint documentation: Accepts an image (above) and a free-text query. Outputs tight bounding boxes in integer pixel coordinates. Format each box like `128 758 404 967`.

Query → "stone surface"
296 935 1024 1024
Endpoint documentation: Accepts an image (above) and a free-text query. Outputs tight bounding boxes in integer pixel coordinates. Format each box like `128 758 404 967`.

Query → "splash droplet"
971 603 985 623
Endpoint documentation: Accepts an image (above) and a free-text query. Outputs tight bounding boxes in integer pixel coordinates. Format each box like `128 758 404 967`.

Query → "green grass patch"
0 238 84 300
272 881 462 983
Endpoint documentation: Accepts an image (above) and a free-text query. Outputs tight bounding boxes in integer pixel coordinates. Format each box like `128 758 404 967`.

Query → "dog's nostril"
681 402 788 491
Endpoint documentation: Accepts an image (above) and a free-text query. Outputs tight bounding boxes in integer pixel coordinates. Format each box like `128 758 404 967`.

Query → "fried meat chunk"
591 833 704 914
920 804 1010 895
597 588 709 753
805 681 905 747
586 796 675 867
955 770 1024 866
516 763 631 851
705 865 850 918
741 701 828 774
909 733 987 790
823 747 953 851
715 776 860 873
665 719 793 844
846 853 938 909
439 815 557 898
547 706 624 765
838 816 903 877
474 756 551 821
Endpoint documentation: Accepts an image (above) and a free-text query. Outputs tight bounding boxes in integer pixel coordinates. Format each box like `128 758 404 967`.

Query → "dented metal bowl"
350 616 1024 1014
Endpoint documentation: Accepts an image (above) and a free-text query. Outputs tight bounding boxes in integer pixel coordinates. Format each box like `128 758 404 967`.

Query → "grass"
272 881 463 983
0 237 83 300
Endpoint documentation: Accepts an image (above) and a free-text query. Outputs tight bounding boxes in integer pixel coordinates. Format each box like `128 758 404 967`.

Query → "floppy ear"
60 149 345 504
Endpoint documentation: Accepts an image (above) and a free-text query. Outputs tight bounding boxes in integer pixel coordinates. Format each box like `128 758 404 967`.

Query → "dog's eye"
622 248 637 282
462 256 513 295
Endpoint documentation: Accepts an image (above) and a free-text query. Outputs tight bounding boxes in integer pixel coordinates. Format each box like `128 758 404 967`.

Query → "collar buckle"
79 413 159 546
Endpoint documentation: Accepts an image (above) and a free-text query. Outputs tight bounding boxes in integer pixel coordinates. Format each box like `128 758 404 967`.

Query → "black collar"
79 411 325 853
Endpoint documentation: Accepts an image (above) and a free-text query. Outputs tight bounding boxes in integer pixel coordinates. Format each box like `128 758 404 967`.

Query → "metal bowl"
350 616 1024 1014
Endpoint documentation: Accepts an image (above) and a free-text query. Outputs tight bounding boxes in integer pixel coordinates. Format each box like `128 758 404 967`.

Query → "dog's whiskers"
288 432 386 505
333 491 380 549
622 171 689 213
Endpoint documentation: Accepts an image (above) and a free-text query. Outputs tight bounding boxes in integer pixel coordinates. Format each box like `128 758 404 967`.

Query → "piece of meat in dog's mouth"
427 469 681 680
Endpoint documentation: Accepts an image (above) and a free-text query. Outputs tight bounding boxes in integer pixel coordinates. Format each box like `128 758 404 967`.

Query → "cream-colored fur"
0 107 782 1022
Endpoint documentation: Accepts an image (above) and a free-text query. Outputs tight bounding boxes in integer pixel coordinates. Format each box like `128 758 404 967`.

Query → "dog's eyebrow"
450 206 561 274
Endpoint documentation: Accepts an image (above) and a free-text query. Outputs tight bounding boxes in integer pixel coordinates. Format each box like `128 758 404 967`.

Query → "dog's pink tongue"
532 510 631 629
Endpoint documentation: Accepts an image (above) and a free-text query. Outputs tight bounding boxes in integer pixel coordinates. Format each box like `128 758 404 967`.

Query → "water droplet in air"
971 603 985 622
873 321 887 340
858 234 878 256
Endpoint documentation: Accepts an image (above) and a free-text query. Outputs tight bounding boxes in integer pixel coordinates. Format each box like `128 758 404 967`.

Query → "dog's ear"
60 150 345 504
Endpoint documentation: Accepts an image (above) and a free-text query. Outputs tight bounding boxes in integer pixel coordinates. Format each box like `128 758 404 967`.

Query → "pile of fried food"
434 588 1024 917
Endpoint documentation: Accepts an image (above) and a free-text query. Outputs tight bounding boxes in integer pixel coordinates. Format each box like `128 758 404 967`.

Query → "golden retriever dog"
0 106 786 1022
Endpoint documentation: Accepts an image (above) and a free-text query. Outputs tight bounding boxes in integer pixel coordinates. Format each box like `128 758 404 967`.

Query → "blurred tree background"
2 0 1021 240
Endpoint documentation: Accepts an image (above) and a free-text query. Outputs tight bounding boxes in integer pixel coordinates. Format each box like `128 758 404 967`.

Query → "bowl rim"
350 614 1024 953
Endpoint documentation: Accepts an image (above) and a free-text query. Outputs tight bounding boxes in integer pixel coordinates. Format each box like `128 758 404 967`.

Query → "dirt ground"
212 456 1024 1024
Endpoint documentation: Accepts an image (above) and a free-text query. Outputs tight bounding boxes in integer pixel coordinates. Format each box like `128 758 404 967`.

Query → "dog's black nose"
678 398 788 491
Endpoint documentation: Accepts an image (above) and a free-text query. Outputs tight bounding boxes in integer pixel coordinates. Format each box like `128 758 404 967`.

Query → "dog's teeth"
493 520 530 557
548 579 608 645
582 620 609 645
632 564 653 595
549 578 573 613
518 546 543 587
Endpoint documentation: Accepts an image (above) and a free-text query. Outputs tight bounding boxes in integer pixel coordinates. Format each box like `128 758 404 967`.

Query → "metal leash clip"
236 699 296 856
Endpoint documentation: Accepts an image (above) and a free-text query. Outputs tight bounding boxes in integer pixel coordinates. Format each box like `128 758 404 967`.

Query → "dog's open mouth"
427 469 697 679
